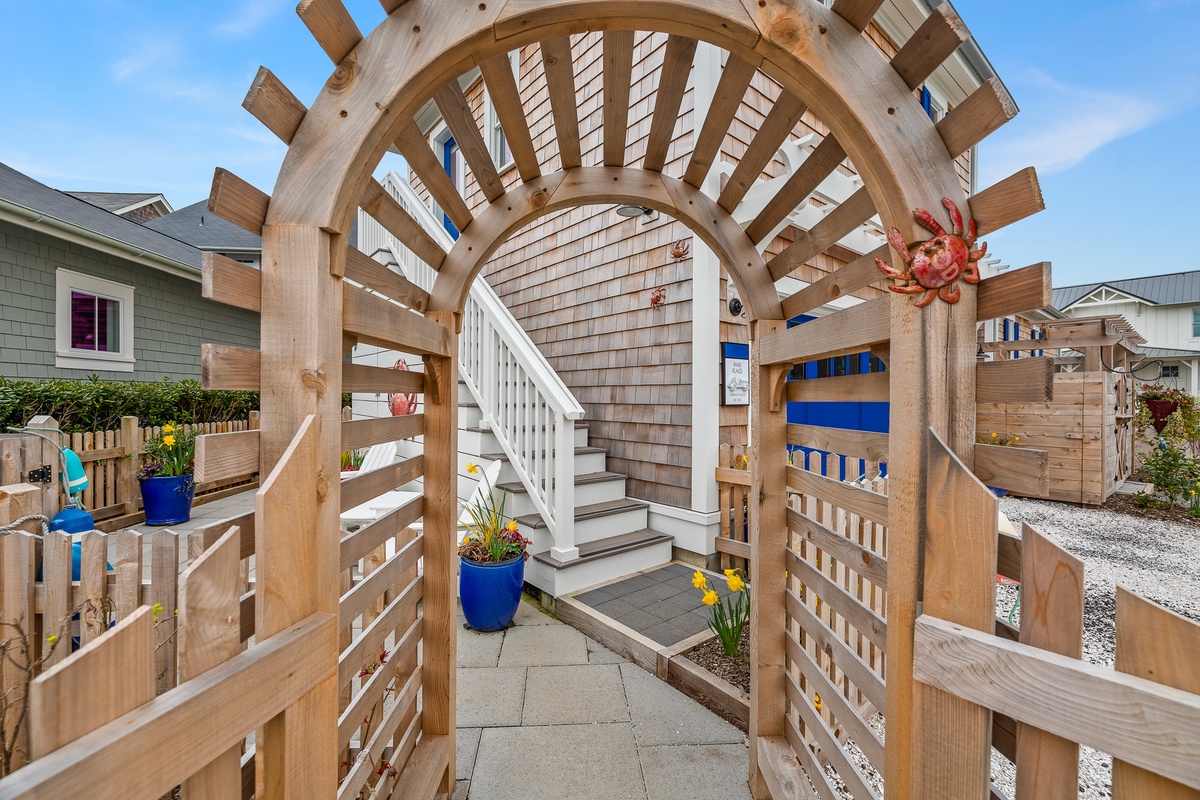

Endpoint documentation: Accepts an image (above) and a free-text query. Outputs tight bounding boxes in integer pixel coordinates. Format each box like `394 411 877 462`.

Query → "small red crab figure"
875 198 986 308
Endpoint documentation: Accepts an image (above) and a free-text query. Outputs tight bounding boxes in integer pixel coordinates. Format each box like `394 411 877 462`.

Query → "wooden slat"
972 445 1050 498
786 371 889 404
151 529 179 694
975 263 1052 321
180 527 243 799
0 527 36 769
242 67 307 145
747 134 847 245
340 494 424 571
341 415 424 453
783 679 881 800
997 530 1021 584
786 589 886 713
832 0 886 32
767 185 876 281
915 614 1200 791
937 78 1017 158
889 3 970 91
787 465 888 525
7 612 335 800
202 252 261 313
540 36 582 170
202 344 260 391
718 91 807 212
757 736 819 800
759 297 891 366
342 284 451 356
683 54 757 187
29 606 155 759
972 167 1045 236
780 244 888 319
296 0 362 65
342 362 425 395
787 548 886 650
788 424 888 463
340 533 422 626
359 179 447 271
195 430 259 484
41 530 73 668
976 357 1054 404
338 617 420 750
642 35 697 173
714 537 751 560
1113 588 1200 799
1015 525 1083 800
393 119 473 233
602 30 634 168
478 53 540 182
345 247 430 312
338 575 422 687
434 80 503 202
340 454 424 513
79 531 108 646
209 168 269 236
788 508 888 589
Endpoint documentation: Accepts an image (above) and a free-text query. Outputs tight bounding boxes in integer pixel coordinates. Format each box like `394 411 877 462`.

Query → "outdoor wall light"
615 204 653 219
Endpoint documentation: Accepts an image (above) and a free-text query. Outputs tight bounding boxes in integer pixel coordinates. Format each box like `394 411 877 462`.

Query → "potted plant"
1136 383 1193 434
458 462 530 631
138 423 197 525
976 431 1019 496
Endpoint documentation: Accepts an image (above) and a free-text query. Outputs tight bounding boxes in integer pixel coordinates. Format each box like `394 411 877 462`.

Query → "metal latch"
27 465 52 484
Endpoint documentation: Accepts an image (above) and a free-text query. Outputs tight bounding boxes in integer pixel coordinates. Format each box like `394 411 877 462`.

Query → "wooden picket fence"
0 414 259 529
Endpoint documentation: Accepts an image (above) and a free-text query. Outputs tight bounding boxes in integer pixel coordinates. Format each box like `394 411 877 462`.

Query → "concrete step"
495 471 628 518
515 498 648 547
525 529 674 597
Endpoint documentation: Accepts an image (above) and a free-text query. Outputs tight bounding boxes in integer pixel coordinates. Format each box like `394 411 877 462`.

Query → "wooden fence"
0 414 259 530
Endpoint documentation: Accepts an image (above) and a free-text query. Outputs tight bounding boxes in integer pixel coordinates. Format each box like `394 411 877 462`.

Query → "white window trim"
483 51 519 174
55 268 135 372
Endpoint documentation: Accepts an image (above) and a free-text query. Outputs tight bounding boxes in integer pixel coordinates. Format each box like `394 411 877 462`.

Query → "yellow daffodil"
692 570 707 589
46 634 59 646
1013 436 1020 442
506 520 519 532
162 424 175 433
702 589 719 606
727 573 746 592
162 434 175 447
466 462 479 475
814 694 822 711
990 432 998 438
723 568 735 579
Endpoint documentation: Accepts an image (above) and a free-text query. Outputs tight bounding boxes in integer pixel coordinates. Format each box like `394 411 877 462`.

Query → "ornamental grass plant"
457 461 530 563
692 568 749 659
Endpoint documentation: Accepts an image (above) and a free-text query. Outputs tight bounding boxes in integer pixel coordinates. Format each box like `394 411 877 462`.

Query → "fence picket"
79 532 109 647
0 528 37 772
112 531 144 621
152 529 180 694
40 531 72 669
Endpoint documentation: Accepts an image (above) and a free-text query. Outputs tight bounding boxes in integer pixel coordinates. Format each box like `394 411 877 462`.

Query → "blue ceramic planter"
460 554 525 632
140 474 196 526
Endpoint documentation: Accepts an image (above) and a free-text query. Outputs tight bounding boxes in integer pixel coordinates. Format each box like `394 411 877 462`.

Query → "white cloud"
980 72 1163 185
216 0 284 37
112 39 175 82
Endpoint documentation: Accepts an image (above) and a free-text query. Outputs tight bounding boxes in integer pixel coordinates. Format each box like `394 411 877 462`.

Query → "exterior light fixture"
615 204 653 219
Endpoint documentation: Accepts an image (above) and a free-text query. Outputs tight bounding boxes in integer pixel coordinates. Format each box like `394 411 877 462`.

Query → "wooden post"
748 319 787 798
25 417 62 519
119 416 139 514
422 310 458 794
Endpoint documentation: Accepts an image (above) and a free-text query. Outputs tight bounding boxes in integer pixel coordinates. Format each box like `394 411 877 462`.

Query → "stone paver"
458 627 504 668
497 623 588 667
586 636 627 665
471 724 646 800
456 728 482 782
620 662 745 747
456 666 527 728
638 744 754 800
522 664 629 725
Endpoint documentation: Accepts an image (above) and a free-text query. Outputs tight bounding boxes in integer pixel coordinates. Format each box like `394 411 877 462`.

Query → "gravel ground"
988 495 1200 799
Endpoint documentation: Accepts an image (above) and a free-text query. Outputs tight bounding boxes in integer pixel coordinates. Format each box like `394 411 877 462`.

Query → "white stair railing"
358 172 585 561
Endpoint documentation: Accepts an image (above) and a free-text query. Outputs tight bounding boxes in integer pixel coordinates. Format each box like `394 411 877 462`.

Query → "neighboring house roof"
1054 270 1200 310
1140 346 1200 358
65 191 173 218
144 200 263 252
0 161 201 277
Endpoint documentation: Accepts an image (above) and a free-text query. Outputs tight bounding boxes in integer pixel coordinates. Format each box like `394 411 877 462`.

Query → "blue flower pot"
460 554 525 632
140 474 196 526
987 485 1009 498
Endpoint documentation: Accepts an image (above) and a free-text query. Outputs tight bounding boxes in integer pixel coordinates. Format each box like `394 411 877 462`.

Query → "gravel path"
989 495 1200 799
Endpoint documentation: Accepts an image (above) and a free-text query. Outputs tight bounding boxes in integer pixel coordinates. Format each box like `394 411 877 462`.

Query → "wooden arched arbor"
200 1 1049 797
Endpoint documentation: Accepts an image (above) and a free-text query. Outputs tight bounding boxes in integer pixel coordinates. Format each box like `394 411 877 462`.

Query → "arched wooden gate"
206 1 1045 798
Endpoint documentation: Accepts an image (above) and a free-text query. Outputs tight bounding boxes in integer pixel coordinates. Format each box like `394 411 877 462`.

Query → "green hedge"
0 377 260 434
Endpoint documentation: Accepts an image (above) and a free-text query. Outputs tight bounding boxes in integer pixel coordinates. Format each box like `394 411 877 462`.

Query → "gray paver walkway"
455 596 751 800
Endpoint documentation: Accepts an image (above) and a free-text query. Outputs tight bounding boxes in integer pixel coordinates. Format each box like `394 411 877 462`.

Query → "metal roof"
0 161 200 273
1139 346 1200 358
1054 270 1200 310
65 191 168 214
144 200 263 251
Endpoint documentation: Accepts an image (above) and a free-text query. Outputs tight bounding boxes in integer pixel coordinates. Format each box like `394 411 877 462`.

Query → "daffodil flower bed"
692 568 749 659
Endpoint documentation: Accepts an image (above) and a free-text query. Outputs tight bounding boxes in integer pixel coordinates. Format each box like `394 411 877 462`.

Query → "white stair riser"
524 539 673 597
459 428 501 457
458 404 484 429
500 477 627 518
488 451 605 484
572 507 649 545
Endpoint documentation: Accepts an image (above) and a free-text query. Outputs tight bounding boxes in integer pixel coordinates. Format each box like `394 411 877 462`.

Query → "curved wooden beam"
425 166 783 322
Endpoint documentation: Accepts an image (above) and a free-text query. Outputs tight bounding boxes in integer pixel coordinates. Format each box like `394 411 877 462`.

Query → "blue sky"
2 0 1196 288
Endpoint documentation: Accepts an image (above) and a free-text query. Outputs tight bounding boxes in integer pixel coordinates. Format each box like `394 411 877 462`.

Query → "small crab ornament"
875 198 987 308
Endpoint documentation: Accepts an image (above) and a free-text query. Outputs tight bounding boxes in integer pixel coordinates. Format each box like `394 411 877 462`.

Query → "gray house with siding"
0 162 259 382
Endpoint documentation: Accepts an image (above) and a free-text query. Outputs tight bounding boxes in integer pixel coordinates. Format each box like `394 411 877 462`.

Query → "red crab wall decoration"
875 198 986 308
649 286 667 309
669 239 691 262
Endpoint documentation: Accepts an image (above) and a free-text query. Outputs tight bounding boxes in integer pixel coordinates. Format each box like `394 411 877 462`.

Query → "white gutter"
0 198 202 282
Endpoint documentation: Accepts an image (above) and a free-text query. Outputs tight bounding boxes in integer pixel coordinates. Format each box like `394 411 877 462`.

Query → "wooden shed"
977 315 1143 505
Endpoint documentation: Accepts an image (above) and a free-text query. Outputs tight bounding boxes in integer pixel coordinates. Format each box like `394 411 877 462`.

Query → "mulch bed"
683 628 750 695
1101 491 1200 527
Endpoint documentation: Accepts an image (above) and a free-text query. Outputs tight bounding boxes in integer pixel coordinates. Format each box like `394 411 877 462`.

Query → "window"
432 126 465 239
484 52 519 171
1192 308 1200 337
55 269 135 372
1163 365 1180 378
